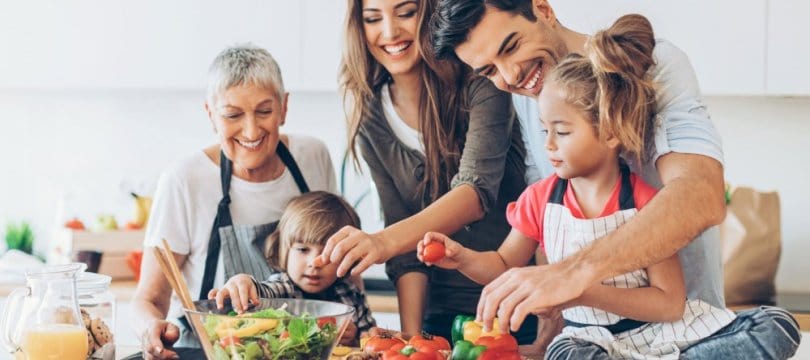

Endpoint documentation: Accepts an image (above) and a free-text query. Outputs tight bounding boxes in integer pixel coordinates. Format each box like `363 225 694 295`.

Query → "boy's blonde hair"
265 191 361 271
546 14 657 163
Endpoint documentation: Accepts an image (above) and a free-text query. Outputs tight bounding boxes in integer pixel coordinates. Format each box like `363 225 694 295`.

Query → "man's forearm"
567 154 725 285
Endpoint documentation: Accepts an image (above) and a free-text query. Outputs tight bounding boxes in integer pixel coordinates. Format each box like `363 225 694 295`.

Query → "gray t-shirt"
513 39 725 307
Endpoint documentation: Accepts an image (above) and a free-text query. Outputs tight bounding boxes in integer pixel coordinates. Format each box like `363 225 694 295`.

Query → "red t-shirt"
506 173 657 252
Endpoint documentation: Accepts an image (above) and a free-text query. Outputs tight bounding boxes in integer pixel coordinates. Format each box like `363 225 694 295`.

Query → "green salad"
202 306 338 360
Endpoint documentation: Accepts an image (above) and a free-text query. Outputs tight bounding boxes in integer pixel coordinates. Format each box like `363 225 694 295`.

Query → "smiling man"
430 2 802 359
430 0 729 342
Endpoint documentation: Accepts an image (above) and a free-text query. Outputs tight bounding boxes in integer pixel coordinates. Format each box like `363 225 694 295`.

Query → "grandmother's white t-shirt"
144 134 337 320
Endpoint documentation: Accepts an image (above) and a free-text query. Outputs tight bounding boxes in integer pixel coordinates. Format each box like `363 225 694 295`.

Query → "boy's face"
453 1 568 97
287 242 339 294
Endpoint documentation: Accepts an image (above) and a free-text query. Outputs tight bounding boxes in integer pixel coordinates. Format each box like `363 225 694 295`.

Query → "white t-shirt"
381 84 424 153
144 134 337 319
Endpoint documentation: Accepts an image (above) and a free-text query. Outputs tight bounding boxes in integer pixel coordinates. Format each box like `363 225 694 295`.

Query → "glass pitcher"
1 263 89 360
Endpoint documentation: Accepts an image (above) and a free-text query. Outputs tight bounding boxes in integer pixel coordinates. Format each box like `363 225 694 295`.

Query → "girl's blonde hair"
340 0 469 202
264 191 361 271
546 14 657 163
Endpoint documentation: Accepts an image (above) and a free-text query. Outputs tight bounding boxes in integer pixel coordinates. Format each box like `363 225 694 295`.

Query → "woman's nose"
382 18 400 40
241 117 261 139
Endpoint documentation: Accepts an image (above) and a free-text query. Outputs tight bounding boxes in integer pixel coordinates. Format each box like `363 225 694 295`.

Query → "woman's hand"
140 319 180 360
208 274 259 313
315 226 394 277
417 232 467 270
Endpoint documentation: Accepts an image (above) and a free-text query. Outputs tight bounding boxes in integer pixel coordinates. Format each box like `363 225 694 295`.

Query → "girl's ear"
605 134 621 150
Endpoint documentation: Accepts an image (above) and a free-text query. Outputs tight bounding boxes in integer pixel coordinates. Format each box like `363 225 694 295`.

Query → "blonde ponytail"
588 14 657 162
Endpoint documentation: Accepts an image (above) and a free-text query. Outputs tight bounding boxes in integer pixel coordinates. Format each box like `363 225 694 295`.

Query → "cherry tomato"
364 334 406 353
409 333 451 352
317 316 336 328
219 335 241 347
422 242 445 263
382 349 408 360
279 331 289 340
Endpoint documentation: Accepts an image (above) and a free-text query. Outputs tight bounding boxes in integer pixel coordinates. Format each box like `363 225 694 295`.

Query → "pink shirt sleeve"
630 173 658 210
506 176 558 252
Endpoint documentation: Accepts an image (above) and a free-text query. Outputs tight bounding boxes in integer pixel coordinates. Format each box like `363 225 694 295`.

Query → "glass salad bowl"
185 298 354 360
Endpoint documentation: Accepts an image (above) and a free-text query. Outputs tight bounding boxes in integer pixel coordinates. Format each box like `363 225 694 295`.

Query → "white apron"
544 167 736 359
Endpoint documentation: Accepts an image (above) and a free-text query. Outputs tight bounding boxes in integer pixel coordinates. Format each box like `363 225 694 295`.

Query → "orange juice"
20 324 88 360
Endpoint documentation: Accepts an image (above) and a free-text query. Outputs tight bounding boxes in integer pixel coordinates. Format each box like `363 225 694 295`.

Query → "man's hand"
314 226 394 277
476 263 590 333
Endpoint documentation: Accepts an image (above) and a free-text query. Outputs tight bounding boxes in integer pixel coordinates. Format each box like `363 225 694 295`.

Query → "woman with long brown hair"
318 0 538 344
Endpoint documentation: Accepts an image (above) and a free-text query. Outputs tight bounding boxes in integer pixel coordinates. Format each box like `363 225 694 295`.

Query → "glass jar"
76 272 116 360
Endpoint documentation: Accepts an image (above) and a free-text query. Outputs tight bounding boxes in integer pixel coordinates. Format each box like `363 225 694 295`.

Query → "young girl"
209 191 376 346
420 14 800 360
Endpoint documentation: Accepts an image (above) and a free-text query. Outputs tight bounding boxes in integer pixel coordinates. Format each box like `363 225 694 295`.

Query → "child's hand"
339 322 358 346
207 274 259 313
417 232 466 270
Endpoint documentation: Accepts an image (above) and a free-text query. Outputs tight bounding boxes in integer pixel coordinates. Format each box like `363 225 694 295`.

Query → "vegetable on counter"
450 315 503 344
450 315 519 360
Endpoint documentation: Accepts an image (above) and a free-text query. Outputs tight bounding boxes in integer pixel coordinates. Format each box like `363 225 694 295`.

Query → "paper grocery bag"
720 186 781 305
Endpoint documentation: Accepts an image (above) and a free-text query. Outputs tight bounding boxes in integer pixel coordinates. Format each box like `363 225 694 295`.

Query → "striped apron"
544 167 735 359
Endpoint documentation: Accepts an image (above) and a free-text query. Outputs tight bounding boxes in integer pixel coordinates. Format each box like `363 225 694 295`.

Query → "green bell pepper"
451 340 487 360
451 315 475 344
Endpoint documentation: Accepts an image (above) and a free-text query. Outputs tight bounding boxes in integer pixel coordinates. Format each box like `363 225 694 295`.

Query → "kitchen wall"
0 90 808 292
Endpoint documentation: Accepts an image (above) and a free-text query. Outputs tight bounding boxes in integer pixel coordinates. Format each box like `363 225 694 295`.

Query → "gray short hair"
206 44 285 104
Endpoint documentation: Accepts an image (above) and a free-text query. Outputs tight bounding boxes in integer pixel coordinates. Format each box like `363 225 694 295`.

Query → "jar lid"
76 271 112 293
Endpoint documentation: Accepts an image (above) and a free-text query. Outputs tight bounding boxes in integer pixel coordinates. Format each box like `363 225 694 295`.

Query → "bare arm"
395 272 428 338
456 228 538 285
131 248 187 359
568 153 725 290
576 253 687 322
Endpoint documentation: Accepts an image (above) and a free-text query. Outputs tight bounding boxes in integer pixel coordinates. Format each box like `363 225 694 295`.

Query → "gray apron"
176 142 309 346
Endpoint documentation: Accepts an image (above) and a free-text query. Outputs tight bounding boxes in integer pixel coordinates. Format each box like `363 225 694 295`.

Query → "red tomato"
407 352 439 360
478 349 521 360
279 331 289 340
474 334 519 352
364 334 407 353
409 333 451 352
381 349 409 360
64 218 85 230
422 242 445 263
317 316 336 328
219 335 241 347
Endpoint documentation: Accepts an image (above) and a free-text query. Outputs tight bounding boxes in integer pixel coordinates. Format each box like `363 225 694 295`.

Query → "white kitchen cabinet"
0 0 302 90
551 0 767 95
767 0 810 95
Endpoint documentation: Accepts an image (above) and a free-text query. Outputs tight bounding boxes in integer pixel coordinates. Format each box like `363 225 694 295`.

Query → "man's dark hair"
431 0 537 60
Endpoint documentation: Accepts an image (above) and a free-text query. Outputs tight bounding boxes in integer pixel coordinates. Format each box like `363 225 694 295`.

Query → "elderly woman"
131 45 336 359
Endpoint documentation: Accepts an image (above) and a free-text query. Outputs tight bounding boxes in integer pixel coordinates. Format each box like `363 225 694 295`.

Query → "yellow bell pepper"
462 319 501 343
215 318 278 339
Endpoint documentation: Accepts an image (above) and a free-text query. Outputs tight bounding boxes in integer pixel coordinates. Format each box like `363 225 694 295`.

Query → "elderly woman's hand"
314 226 394 277
140 319 180 360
